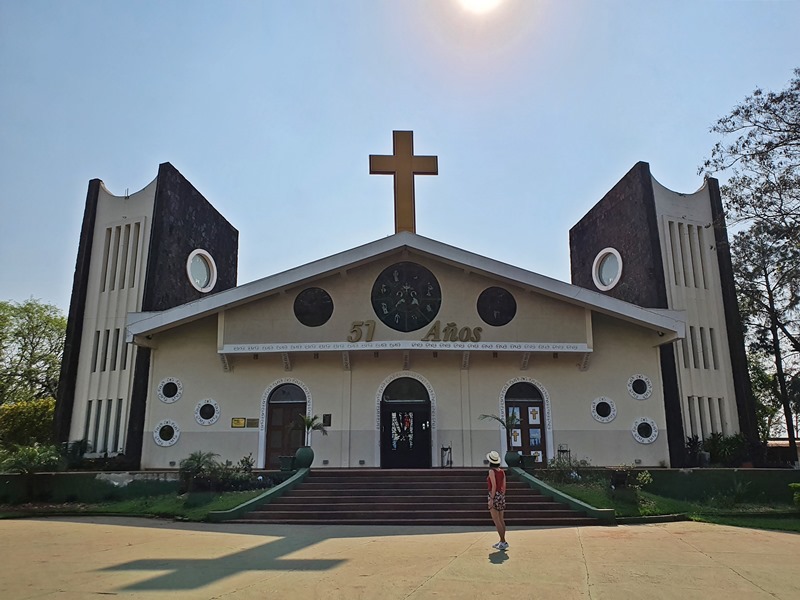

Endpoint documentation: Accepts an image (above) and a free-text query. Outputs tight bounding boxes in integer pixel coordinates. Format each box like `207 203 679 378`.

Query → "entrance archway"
378 375 433 468
259 380 309 469
500 378 551 465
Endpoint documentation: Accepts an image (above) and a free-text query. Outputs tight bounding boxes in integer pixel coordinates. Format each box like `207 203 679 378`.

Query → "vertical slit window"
698 396 708 439
93 399 103 449
718 398 727 435
688 396 698 438
101 329 110 372
112 398 122 452
100 228 112 292
129 221 141 288
119 224 131 290
698 227 709 289
110 329 120 371
103 399 112 454
680 337 689 369
91 330 100 372
699 327 710 369
689 326 700 369
678 222 695 287
709 328 719 370
109 226 121 291
84 400 93 445
668 220 681 286
691 225 706 289
121 341 129 371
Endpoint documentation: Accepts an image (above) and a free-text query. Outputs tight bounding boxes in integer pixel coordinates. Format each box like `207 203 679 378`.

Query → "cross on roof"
370 131 438 234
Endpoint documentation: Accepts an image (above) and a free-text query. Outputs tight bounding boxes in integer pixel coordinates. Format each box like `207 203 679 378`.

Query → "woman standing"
486 451 508 550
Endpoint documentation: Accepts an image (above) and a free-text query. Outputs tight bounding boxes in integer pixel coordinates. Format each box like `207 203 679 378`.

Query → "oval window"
153 419 180 447
591 248 623 291
186 249 218 293
632 417 658 444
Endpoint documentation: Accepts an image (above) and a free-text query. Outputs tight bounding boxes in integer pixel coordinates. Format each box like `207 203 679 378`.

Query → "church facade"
55 132 757 470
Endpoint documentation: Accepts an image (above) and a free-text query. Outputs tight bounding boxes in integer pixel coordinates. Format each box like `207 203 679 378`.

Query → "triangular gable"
127 232 685 342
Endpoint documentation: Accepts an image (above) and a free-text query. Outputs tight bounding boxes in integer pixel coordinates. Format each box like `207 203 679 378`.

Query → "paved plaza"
0 517 798 599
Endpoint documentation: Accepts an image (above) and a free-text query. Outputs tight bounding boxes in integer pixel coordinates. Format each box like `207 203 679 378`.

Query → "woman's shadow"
489 551 510 564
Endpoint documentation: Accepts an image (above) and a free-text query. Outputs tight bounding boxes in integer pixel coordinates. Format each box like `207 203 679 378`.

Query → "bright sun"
458 0 503 14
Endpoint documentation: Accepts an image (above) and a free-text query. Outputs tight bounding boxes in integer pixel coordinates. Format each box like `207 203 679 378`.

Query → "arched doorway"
380 377 432 468
504 381 547 465
265 383 306 470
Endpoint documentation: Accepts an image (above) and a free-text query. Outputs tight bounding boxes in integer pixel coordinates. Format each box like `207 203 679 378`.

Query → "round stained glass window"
294 287 334 327
195 399 220 426
157 378 183 404
591 397 617 423
153 419 180 446
477 287 517 327
627 374 653 400
186 249 218 293
632 417 658 444
591 248 623 291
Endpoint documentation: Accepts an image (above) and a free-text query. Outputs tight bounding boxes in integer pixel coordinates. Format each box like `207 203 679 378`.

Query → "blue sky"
1 0 798 312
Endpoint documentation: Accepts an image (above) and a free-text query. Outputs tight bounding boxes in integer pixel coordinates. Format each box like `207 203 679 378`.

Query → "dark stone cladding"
706 178 759 449
568 162 686 466
54 179 102 443
125 162 239 467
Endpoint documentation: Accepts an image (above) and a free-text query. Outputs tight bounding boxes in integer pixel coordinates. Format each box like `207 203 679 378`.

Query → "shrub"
179 451 269 494
538 455 594 484
0 398 55 449
0 442 64 473
790 483 800 508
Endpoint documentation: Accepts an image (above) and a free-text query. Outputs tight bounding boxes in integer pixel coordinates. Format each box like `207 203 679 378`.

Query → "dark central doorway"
380 377 432 468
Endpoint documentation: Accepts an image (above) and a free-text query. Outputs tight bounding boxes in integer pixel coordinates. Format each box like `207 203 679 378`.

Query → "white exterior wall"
69 179 156 454
651 176 740 440
141 310 669 469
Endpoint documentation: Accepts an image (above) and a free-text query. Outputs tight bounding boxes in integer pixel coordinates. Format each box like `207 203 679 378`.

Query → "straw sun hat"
486 451 501 465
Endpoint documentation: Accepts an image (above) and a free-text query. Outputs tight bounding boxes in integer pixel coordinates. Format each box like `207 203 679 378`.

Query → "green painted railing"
207 468 310 522
510 467 616 523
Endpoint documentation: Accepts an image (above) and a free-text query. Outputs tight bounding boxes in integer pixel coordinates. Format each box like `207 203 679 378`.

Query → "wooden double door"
265 401 305 470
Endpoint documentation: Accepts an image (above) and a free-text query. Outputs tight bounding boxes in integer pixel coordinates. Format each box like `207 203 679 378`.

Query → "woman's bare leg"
489 508 506 543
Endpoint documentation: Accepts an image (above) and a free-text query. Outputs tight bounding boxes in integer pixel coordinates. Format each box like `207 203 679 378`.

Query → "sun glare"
458 0 503 15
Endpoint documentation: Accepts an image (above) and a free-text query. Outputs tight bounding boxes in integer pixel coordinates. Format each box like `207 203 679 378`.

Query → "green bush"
179 451 268 494
790 483 800 508
0 398 55 449
0 442 64 473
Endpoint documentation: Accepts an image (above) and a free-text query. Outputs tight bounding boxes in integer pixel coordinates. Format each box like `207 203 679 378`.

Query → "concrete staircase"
230 468 603 526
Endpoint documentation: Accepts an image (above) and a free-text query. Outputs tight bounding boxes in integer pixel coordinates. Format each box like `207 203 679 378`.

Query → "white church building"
54 132 757 470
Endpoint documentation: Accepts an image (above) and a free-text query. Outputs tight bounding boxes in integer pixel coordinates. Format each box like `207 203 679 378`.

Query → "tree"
702 68 800 241
703 69 800 463
731 222 798 460
0 299 66 406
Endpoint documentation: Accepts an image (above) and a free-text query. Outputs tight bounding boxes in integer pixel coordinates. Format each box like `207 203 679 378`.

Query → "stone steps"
231 468 602 526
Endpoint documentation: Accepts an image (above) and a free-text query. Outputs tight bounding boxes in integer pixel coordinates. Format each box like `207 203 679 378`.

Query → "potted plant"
292 414 328 468
478 412 521 467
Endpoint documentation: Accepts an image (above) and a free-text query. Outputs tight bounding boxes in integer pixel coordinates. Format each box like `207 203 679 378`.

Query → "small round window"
195 399 220 426
627 374 653 400
294 287 334 327
591 397 617 423
187 249 218 293
477 286 517 327
153 419 180 447
632 417 658 444
157 378 183 404
591 248 622 291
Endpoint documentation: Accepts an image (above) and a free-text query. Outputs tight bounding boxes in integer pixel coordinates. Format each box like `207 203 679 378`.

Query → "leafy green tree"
0 299 66 405
0 397 56 449
731 222 798 460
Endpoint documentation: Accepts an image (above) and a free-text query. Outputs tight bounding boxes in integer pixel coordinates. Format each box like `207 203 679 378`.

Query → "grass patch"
0 489 265 522
546 478 799 527
691 514 800 533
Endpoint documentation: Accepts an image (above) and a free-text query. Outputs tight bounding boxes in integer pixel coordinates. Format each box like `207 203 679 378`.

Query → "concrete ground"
0 517 798 599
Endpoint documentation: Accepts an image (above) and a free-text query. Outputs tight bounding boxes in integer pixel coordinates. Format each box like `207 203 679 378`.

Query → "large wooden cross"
370 131 438 234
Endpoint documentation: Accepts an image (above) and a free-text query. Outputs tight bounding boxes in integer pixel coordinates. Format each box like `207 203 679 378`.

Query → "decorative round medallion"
294 287 334 327
371 262 442 332
157 377 183 404
477 286 517 326
592 247 622 291
591 397 617 423
187 249 218 293
632 417 658 444
153 419 180 447
195 399 220 426
627 374 653 400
